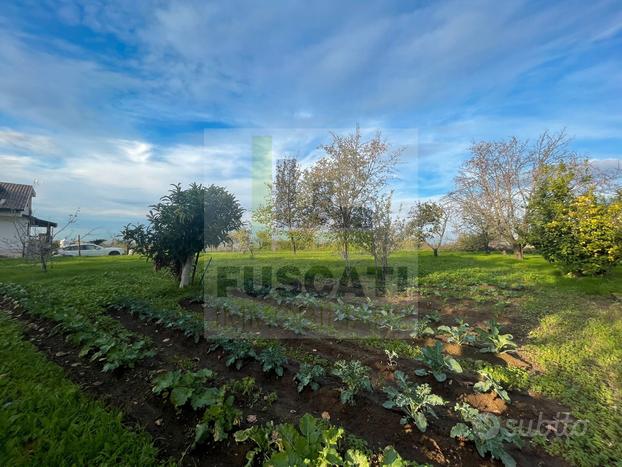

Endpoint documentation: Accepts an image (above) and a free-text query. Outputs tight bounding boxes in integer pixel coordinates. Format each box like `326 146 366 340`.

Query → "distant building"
0 182 57 257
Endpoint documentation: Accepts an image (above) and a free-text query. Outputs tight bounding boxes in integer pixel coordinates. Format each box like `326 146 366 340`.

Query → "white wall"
0 214 28 257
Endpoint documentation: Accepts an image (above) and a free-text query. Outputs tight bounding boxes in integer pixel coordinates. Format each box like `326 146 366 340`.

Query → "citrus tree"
528 164 622 275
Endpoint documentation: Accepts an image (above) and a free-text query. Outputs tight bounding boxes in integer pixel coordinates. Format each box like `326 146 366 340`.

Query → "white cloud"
0 128 57 154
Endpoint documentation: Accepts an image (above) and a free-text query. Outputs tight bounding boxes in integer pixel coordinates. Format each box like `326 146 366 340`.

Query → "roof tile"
0 182 34 211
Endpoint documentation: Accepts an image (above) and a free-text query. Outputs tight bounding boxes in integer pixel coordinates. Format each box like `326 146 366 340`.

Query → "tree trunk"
179 255 194 288
190 251 200 284
433 248 438 257
290 233 297 254
514 244 524 260
40 252 47 273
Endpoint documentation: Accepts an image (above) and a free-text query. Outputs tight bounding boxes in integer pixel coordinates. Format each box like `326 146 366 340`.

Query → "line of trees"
120 128 620 287
255 128 403 270
255 128 620 276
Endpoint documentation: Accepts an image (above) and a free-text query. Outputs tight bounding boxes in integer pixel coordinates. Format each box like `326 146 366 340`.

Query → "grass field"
0 250 620 466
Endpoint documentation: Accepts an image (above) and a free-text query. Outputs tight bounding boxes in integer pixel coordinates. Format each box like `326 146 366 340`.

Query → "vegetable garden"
1 251 621 466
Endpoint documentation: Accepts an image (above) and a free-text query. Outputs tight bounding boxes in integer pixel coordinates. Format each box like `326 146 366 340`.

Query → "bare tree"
0 210 79 271
453 130 574 259
306 127 401 266
409 199 451 257
271 158 307 253
229 227 256 258
448 190 493 253
355 193 405 270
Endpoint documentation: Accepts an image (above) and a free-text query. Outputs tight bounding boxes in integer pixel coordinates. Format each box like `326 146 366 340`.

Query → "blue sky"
0 0 621 239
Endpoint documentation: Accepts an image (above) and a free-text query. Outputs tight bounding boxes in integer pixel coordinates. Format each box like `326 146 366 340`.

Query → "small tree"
3 210 78 272
126 183 242 288
355 193 404 270
409 200 451 257
527 164 622 275
230 227 256 258
273 158 306 253
306 128 401 266
453 131 574 259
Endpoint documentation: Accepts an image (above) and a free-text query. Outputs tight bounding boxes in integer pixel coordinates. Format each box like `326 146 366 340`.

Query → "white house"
0 182 57 258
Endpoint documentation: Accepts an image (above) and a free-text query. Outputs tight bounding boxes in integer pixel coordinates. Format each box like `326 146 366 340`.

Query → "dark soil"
1 293 571 467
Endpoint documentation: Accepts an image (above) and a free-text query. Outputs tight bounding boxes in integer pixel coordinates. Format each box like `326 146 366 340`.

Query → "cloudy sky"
0 0 621 238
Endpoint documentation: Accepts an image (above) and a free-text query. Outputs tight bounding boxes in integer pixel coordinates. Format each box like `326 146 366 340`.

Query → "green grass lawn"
0 250 620 466
0 313 159 465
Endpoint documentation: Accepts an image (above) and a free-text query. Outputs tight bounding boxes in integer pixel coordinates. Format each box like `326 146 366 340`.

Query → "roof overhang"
28 215 57 228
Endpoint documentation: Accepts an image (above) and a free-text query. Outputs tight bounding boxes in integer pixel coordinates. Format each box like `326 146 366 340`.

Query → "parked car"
56 243 124 257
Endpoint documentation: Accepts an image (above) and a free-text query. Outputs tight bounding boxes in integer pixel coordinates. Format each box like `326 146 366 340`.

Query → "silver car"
56 243 124 256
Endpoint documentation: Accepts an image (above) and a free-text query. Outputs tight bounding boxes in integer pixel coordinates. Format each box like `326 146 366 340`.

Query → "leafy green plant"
380 446 420 466
409 317 435 338
332 360 373 405
473 369 510 402
235 414 417 466
437 319 475 345
108 298 204 343
152 368 218 410
383 370 445 432
294 363 325 392
476 320 517 353
226 377 277 409
209 338 257 369
193 387 241 446
292 292 321 309
333 298 359 321
257 345 288 377
235 413 367 466
282 313 311 335
375 307 405 331
226 376 257 399
450 402 522 467
415 341 462 382
423 310 441 323
0 286 156 373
